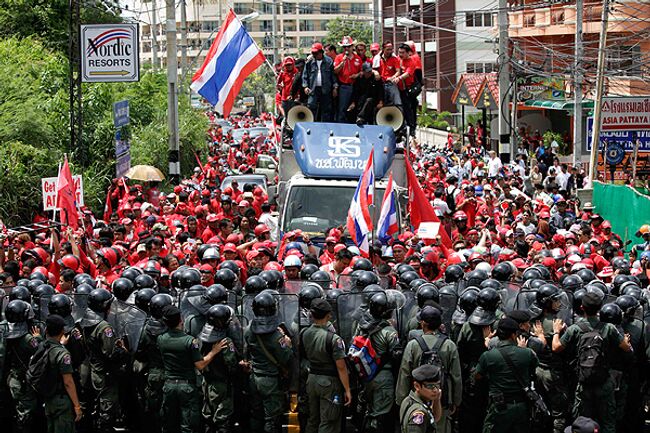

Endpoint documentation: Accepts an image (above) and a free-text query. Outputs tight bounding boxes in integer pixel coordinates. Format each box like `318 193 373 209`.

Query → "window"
608 45 642 76
299 3 314 14
260 20 273 31
320 20 329 31
299 20 314 31
285 37 296 48
465 11 493 27
466 62 497 73
320 3 340 14
234 3 248 14
201 21 218 32
351 3 367 14
261 3 275 14
283 3 295 14
299 36 316 47
285 22 296 31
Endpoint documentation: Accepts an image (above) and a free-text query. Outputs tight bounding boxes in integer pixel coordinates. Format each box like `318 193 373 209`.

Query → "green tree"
0 37 207 226
323 18 373 47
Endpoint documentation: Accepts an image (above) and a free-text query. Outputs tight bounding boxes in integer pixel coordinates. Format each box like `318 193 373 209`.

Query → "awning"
523 99 594 111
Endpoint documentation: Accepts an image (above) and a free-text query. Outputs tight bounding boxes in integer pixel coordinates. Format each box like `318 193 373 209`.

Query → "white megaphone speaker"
286 105 314 130
375 106 404 131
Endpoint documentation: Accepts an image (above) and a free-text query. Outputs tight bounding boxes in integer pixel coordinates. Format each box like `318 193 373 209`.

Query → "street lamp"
240 11 261 23
393 17 495 41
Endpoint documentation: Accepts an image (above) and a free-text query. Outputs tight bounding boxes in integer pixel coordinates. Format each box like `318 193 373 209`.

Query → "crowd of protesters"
0 99 648 433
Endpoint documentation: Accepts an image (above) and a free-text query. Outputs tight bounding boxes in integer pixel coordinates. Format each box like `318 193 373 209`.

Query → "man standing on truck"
303 43 335 122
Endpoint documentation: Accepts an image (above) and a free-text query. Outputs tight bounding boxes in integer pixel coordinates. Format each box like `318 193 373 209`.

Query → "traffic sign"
605 143 625 165
81 24 139 83
113 100 130 127
116 152 131 178
115 130 130 157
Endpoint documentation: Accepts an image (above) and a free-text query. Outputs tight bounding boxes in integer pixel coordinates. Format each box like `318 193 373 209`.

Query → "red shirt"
378 55 401 81
398 56 417 89
277 69 295 101
334 53 363 85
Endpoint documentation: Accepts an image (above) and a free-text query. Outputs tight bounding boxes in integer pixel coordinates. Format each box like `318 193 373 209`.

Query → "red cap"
333 244 347 253
223 243 238 253
370 42 380 52
541 257 556 268
512 258 527 269
311 42 324 52
206 213 219 222
246 250 261 261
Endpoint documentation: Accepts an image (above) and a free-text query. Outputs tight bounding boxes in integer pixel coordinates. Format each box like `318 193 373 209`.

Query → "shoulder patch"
191 338 200 349
104 327 114 338
279 336 288 348
30 338 39 348
228 341 235 352
62 354 72 365
72 329 82 340
411 410 425 425
336 337 345 351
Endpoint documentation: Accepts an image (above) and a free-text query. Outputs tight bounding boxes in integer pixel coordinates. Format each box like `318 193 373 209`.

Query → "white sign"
327 136 361 157
601 96 650 131
41 176 85 211
81 24 139 83
417 222 441 240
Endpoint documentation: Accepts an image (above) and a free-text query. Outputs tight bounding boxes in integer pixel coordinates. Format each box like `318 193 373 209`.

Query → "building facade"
129 0 375 69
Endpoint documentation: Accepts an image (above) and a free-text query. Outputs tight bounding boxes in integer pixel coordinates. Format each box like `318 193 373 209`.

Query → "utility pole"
573 0 583 166
588 0 610 181
373 0 381 43
166 0 180 184
498 0 511 162
152 0 159 71
69 0 83 163
271 0 278 64
180 0 188 78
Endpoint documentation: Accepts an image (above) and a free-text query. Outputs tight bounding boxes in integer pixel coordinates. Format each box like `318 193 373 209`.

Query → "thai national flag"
347 149 375 257
377 172 398 243
190 9 265 117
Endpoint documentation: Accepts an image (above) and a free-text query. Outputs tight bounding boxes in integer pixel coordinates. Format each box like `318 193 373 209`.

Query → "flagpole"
53 161 62 225
370 151 377 248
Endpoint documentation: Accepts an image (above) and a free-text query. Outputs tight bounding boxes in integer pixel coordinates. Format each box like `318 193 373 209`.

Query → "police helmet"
205 284 228 305
416 284 440 308
252 291 277 317
135 288 157 313
112 278 135 301
299 284 324 309
300 264 319 280
244 276 268 295
599 303 622 325
214 268 238 290
48 294 73 317
5 300 31 323
150 294 174 319
206 304 232 329
88 288 114 313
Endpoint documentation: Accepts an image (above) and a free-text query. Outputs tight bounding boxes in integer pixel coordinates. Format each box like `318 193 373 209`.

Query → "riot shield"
179 287 210 337
336 275 356 291
500 282 521 313
242 293 300 337
71 293 89 322
107 299 147 352
557 290 573 325
283 280 303 295
514 288 538 312
399 289 418 340
438 286 458 335
386 289 407 339
0 288 6 321
378 275 394 290
334 289 386 346
33 295 52 322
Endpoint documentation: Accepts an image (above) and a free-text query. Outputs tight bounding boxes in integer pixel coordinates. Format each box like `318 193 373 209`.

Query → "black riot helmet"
34 284 55 299
480 279 502 291
576 268 597 284
399 271 421 288
326 288 343 305
16 278 30 287
615 294 640 316
309 270 331 285
75 283 94 296
368 292 389 319
112 278 135 301
356 271 380 291
206 304 232 329
599 303 622 325
27 279 43 293
245 276 268 295
362 284 385 303
611 256 631 274
48 294 73 317
252 291 277 317
536 283 562 309
9 286 32 303
170 266 188 291
300 264 320 280
445 264 465 283
352 258 373 272
561 274 583 292
219 260 241 276
150 294 174 319
88 288 114 313
573 289 587 312
205 284 229 305
135 274 156 291
259 270 283 292
409 278 428 292
522 267 543 282
135 288 157 313
5 300 31 323
180 268 202 291
533 265 552 281
299 283 324 309
465 270 487 288
491 262 514 282
73 273 96 289
611 274 631 296
395 264 415 276
416 284 440 308
214 268 238 290
476 288 500 312
458 289 479 314
121 267 143 283
30 271 48 284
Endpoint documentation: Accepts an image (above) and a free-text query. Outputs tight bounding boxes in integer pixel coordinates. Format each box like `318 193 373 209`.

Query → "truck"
275 122 408 245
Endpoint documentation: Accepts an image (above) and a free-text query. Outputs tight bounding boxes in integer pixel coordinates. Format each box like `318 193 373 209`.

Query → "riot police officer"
399 364 442 433
302 298 351 433
244 291 294 433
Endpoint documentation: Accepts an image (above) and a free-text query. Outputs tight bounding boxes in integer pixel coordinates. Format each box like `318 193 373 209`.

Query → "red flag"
103 187 113 222
405 156 452 248
56 156 79 229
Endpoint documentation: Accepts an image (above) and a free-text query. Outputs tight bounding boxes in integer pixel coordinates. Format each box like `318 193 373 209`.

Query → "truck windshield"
283 185 387 236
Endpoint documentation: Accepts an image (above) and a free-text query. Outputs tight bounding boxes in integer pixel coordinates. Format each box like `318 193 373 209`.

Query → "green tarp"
593 181 650 244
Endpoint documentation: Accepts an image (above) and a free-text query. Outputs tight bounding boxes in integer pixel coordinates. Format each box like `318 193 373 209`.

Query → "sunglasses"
422 382 441 390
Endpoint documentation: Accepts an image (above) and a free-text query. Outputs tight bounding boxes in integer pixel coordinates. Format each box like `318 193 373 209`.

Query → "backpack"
348 329 382 382
26 342 58 398
576 322 608 385
415 334 449 404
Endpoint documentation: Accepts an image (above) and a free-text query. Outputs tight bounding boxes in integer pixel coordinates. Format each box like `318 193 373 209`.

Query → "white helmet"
283 255 302 268
202 247 220 261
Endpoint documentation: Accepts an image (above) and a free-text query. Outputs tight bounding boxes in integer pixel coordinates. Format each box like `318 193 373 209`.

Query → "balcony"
509 1 650 38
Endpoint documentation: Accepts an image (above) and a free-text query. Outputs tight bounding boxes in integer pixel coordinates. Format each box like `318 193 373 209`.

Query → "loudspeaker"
286 105 314 130
375 106 404 131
